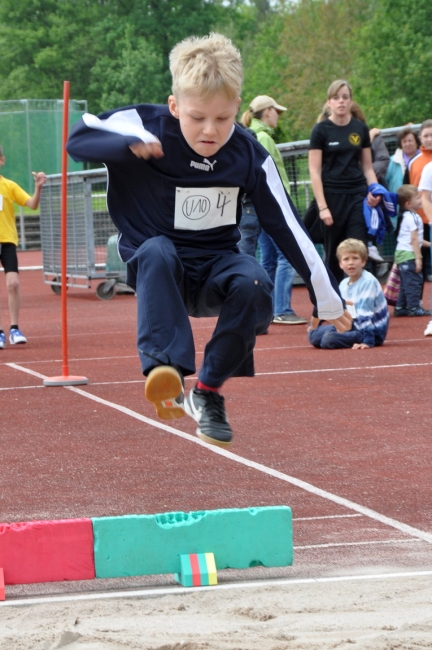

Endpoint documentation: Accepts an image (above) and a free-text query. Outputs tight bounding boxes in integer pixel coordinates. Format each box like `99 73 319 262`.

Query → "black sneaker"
408 307 432 316
394 308 409 317
145 365 185 420
185 388 233 447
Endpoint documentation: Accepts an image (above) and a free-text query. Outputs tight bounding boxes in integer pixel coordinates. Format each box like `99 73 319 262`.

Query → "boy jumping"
67 33 350 447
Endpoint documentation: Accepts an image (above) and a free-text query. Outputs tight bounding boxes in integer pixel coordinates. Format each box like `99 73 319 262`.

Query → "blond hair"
336 238 367 262
169 33 242 100
327 79 353 100
397 184 419 208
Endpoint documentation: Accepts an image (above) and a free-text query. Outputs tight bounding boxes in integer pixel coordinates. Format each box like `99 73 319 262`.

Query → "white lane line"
8 362 432 545
8 359 432 376
2 569 432 608
255 361 432 376
0 385 42 391
294 514 362 521
6 364 47 380
295 538 422 550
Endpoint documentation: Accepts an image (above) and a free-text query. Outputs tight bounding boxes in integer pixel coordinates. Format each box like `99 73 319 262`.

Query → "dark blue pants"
127 236 273 387
396 259 423 311
308 324 363 349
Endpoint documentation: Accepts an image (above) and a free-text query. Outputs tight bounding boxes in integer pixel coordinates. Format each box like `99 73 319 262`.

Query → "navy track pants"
127 236 273 387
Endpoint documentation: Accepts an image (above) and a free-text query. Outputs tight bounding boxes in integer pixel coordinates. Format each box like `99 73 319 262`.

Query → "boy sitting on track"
308 239 389 349
67 32 350 447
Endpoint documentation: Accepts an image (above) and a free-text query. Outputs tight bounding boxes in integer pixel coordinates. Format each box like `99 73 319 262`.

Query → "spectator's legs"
398 260 423 310
323 192 368 283
422 223 431 281
308 324 362 348
5 272 21 325
274 245 296 316
238 205 261 257
258 229 277 283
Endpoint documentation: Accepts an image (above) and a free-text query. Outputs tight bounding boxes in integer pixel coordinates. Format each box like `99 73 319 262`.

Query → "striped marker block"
175 553 217 587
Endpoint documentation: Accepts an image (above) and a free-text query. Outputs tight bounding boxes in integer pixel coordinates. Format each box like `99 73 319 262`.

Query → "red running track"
1 252 432 597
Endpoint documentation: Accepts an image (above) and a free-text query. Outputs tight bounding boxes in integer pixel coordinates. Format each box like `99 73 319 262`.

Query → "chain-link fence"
0 99 87 193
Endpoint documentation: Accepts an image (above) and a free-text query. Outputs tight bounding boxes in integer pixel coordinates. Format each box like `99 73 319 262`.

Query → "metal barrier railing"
39 124 419 281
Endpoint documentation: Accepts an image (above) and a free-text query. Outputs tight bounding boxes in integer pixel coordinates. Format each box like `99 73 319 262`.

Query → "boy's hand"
352 343 371 350
129 141 164 159
366 192 381 207
327 310 352 333
415 257 422 273
32 171 47 188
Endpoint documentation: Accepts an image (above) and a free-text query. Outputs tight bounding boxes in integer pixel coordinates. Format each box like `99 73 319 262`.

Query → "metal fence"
40 123 418 291
40 169 118 291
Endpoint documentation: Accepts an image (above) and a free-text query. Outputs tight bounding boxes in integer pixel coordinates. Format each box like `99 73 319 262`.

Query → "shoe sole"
196 429 232 448
272 320 308 325
145 366 185 420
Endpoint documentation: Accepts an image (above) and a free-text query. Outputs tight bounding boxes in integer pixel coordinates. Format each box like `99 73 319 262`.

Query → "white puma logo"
190 159 217 172
203 158 217 171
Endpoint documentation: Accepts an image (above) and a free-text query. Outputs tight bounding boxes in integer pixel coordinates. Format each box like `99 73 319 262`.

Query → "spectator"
308 239 389 349
349 102 390 262
241 96 307 324
307 79 380 284
237 122 261 257
386 127 420 193
394 184 431 317
405 119 432 280
0 145 46 348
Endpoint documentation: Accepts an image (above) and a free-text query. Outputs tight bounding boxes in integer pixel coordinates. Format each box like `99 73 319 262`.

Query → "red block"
189 553 201 587
0 568 5 600
0 519 95 585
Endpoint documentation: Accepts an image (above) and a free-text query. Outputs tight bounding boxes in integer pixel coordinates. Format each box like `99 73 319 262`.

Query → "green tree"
352 0 432 126
239 0 370 142
0 0 109 104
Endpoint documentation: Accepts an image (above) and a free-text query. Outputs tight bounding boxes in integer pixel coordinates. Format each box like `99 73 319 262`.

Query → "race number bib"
174 187 239 231
0 195 3 211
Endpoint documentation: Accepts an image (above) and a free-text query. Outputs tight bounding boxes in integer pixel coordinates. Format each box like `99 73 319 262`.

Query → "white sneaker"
368 245 384 263
9 328 27 345
424 320 432 336
0 332 6 349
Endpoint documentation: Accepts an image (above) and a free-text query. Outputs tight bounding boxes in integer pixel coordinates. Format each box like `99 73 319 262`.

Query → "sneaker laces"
197 390 227 423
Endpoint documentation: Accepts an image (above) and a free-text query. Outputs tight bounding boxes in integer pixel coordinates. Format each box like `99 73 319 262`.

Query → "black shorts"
0 243 19 274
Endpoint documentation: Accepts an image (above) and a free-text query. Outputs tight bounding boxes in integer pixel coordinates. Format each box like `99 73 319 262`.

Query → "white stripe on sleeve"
83 109 160 145
262 156 344 320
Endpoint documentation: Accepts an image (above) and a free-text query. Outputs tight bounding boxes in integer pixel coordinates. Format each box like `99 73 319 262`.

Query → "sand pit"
1 573 432 649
